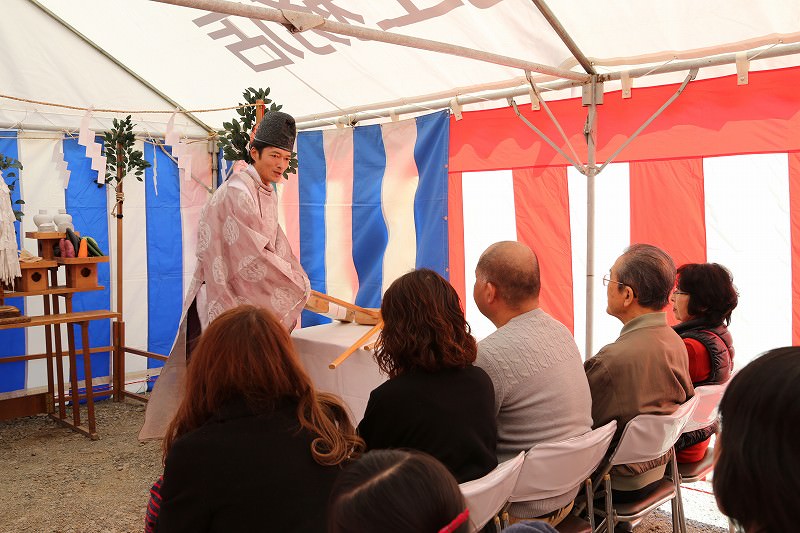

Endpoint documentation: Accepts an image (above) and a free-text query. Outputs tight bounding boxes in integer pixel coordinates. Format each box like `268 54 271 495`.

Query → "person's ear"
485 281 497 304
621 285 635 307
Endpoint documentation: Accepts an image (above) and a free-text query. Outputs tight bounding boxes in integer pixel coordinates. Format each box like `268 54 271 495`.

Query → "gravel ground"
0 400 728 533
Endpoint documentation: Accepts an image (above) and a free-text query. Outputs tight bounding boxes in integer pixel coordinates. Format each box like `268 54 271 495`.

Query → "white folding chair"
677 383 725 481
595 396 699 533
507 421 617 532
675 384 726 526
460 451 525 532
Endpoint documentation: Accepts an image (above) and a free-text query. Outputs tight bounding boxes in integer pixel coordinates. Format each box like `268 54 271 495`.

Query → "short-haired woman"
357 269 497 483
671 262 737 462
154 305 364 532
714 347 800 532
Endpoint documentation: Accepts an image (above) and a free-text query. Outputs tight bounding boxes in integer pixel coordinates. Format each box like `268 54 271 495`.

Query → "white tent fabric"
2 0 799 133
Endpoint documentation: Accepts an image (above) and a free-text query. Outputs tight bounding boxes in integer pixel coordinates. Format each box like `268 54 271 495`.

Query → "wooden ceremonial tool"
305 290 380 325
328 319 383 370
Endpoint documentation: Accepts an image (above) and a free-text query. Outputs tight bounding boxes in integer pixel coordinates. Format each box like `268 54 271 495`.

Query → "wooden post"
112 320 123 401
255 99 265 125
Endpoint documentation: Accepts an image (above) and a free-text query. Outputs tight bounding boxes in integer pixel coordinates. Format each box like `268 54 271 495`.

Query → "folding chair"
460 451 525 532
506 421 617 533
674 384 726 526
594 396 699 533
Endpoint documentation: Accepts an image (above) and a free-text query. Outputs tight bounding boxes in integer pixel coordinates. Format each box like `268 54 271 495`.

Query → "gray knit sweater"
476 308 593 517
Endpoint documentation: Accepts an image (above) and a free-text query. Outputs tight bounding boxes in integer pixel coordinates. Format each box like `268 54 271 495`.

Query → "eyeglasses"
602 275 637 297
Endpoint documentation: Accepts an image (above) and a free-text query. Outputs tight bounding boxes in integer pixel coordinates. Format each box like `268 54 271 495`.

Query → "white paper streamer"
51 140 71 188
164 112 193 183
77 111 107 184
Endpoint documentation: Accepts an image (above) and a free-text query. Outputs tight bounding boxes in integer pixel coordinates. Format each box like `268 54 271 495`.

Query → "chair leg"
670 450 688 533
604 474 614 533
585 478 596 532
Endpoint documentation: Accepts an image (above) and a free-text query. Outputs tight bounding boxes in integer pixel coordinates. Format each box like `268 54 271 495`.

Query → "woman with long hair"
713 347 800 532
670 262 737 462
154 305 364 532
357 269 497 483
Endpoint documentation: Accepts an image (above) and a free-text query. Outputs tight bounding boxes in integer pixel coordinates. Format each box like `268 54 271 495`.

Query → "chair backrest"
610 395 699 466
509 421 617 502
681 384 725 433
460 451 525 531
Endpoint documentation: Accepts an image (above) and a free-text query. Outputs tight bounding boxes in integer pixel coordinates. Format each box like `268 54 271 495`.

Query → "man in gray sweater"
474 241 593 525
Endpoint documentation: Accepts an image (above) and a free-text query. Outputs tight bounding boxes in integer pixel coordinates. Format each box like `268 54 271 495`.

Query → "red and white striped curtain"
449 66 800 367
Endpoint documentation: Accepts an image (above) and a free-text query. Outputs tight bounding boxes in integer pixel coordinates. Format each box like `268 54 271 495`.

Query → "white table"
292 322 386 423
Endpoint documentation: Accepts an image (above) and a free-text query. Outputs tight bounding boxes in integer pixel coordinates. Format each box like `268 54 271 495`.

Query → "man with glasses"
585 243 694 505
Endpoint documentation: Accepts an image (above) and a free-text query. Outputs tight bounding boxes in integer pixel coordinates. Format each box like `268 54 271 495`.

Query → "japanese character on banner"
193 0 364 72
377 0 504 31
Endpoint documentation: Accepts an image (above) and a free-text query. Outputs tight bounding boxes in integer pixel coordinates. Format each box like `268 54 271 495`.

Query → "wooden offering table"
0 231 116 439
0 309 120 439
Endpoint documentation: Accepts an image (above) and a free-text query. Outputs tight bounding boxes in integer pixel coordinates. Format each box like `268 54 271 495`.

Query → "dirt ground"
0 401 161 533
0 400 725 533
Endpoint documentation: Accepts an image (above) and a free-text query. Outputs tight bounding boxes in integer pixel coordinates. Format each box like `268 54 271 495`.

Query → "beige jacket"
584 312 694 489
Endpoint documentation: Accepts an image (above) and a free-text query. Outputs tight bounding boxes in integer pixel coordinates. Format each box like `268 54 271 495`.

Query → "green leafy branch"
0 154 25 221
218 87 298 179
102 115 151 187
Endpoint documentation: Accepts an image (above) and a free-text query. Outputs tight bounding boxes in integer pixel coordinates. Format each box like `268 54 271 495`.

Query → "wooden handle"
306 290 380 325
328 320 383 370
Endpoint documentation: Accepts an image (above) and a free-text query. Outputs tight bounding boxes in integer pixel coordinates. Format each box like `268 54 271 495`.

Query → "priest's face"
250 146 292 185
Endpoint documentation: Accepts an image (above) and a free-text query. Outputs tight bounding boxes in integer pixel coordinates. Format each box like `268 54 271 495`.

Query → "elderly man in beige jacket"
584 243 694 503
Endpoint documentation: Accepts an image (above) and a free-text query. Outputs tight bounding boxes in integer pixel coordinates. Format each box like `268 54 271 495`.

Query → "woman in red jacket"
671 262 738 463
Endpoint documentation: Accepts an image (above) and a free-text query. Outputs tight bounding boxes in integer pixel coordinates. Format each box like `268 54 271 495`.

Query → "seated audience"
154 305 364 532
714 346 800 533
473 241 592 524
671 262 737 463
357 269 497 482
584 244 693 500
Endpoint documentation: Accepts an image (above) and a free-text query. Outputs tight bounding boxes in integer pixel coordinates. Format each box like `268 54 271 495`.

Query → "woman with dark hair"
154 305 364 533
670 262 737 463
713 347 800 532
357 269 497 482
328 449 471 533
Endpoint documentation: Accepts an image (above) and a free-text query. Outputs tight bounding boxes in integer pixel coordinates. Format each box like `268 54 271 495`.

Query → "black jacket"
156 399 342 533
358 365 497 483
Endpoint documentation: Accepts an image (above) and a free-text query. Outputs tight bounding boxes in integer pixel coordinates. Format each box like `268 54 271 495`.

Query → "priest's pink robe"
139 165 310 440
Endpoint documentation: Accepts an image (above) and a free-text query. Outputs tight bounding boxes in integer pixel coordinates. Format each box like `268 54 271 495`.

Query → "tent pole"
153 0 589 82
509 99 584 171
525 71 585 171
295 42 800 130
597 69 698 173
584 76 599 360
529 0 596 75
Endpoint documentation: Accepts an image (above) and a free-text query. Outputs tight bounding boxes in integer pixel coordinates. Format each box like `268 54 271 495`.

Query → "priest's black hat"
253 111 296 152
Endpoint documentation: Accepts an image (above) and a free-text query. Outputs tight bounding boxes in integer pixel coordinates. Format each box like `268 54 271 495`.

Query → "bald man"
474 241 592 525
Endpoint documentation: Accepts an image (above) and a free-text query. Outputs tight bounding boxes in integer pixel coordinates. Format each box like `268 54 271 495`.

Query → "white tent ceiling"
2 0 799 136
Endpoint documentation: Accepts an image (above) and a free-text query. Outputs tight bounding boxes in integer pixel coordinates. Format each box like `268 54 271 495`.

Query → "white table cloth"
292 322 386 423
